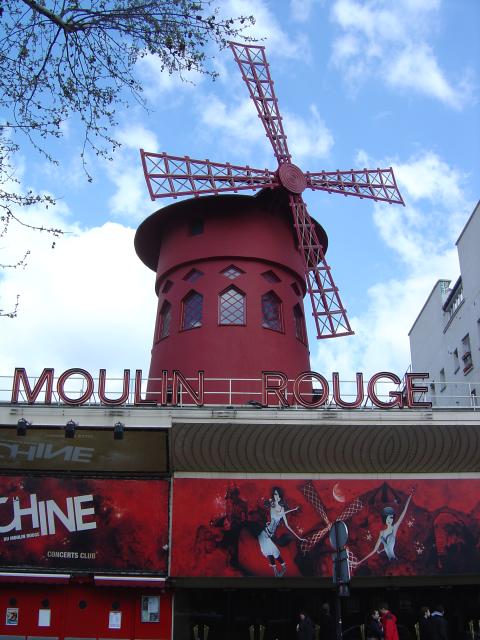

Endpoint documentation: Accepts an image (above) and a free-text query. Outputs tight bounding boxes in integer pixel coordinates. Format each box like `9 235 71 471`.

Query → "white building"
409 201 480 408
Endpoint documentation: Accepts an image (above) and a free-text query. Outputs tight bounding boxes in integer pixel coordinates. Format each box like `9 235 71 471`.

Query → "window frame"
181 290 203 331
293 303 307 344
261 290 284 333
218 285 246 326
156 300 172 341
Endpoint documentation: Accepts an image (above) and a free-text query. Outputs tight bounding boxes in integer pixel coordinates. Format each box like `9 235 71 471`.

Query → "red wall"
0 584 172 639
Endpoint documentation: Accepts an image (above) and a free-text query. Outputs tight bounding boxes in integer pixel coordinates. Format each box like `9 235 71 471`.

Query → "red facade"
0 584 172 638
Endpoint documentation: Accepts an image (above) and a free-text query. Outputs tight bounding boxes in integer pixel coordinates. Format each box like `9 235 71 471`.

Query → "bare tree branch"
0 0 255 314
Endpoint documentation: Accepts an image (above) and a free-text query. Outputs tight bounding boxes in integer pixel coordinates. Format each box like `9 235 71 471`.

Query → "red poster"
171 478 480 579
0 476 168 572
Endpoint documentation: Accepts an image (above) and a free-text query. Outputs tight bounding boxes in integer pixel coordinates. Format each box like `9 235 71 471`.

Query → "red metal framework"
140 42 405 339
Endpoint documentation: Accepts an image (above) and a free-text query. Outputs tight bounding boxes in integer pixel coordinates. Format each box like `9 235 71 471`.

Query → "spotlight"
17 418 30 436
113 421 124 440
246 400 263 408
65 420 77 439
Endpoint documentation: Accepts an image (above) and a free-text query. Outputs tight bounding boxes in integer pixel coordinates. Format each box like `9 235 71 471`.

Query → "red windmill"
140 42 404 340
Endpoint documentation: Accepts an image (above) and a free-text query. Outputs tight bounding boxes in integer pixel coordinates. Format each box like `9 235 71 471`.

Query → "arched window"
157 301 172 340
219 286 246 325
262 291 283 331
294 303 307 343
182 291 203 330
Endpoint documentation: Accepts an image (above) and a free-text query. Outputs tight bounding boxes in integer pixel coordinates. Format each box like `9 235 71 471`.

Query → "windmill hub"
277 162 307 194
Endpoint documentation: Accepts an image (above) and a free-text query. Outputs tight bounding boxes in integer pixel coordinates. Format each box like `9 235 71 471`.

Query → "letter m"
11 368 54 404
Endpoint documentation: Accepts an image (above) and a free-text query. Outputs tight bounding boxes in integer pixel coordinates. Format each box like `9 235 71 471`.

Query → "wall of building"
409 202 480 407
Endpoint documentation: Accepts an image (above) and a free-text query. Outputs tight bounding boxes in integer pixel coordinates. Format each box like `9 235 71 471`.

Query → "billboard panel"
0 476 168 572
0 427 168 472
171 478 480 578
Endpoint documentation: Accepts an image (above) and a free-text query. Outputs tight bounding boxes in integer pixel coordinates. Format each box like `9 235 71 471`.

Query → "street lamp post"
329 521 351 640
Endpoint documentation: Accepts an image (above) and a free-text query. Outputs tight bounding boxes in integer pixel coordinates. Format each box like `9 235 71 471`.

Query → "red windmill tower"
135 42 404 404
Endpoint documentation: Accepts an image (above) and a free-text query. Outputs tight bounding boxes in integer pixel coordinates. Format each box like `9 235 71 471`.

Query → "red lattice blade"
140 150 278 200
229 42 291 164
306 167 404 205
289 194 353 339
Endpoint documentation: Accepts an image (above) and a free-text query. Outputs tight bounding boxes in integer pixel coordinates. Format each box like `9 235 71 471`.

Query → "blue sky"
0 0 479 384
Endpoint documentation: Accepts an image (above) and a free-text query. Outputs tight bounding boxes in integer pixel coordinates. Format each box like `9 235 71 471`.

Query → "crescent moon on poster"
333 483 346 502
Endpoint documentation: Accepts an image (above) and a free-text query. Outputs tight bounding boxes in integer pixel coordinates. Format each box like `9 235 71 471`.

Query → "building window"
221 265 244 280
452 348 460 373
183 268 204 283
262 291 283 331
294 304 307 343
261 270 281 283
442 277 464 326
219 287 245 325
161 279 173 294
182 291 203 330
471 388 478 408
188 218 204 236
141 595 160 623
291 282 301 296
439 368 446 392
462 334 473 373
157 301 171 340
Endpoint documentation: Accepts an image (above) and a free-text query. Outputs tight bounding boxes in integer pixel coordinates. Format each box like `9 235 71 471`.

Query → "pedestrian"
296 611 315 640
366 608 384 639
430 605 448 640
318 603 335 640
379 603 399 640
418 606 433 640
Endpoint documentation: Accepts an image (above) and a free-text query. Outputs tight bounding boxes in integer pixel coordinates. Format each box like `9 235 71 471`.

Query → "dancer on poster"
358 490 414 565
257 486 306 577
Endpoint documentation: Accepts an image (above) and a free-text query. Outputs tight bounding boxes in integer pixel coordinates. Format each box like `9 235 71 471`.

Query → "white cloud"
388 45 466 109
198 96 333 165
0 209 155 379
290 0 324 23
330 0 473 108
284 105 334 163
310 149 474 378
137 54 205 99
220 0 310 59
199 95 266 153
106 124 160 221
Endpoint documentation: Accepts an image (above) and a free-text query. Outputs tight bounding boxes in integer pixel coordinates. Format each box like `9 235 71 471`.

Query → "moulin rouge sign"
9 368 432 409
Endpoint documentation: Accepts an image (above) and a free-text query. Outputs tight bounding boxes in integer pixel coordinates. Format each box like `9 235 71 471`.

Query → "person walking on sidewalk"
379 603 399 640
430 605 448 640
296 611 315 640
